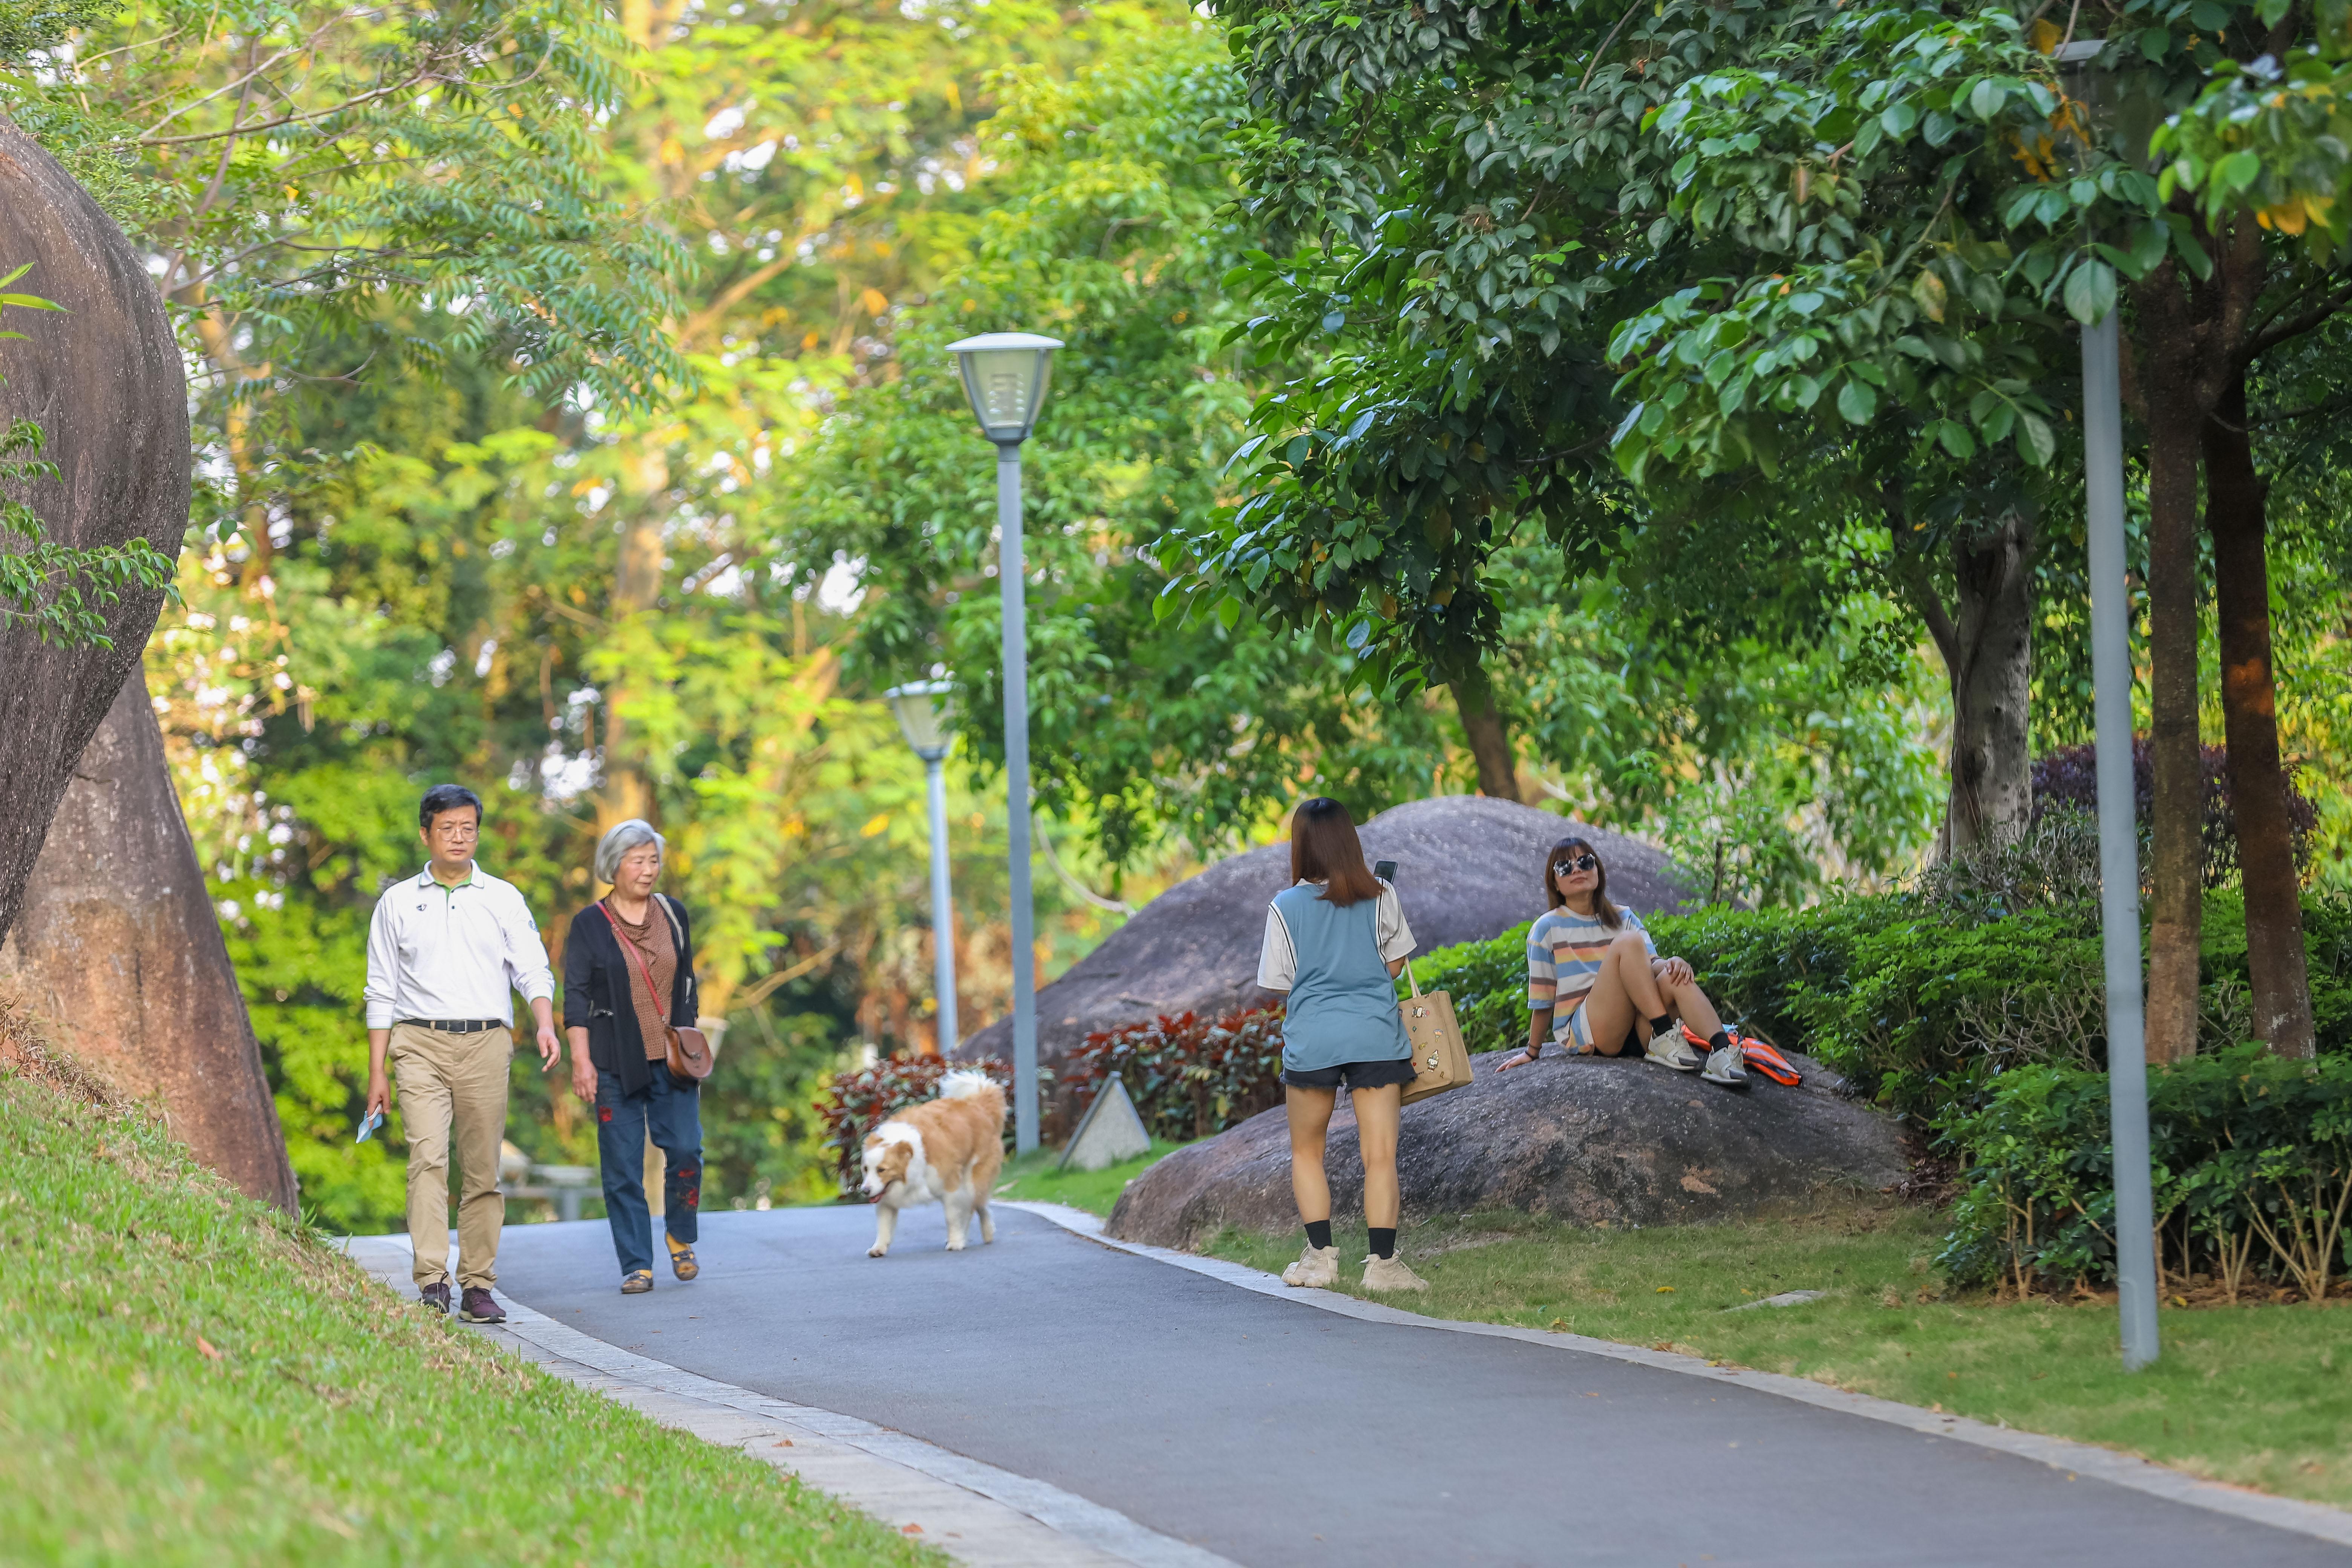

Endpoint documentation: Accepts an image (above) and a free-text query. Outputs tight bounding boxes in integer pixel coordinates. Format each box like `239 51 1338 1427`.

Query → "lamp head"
946 332 1063 444
884 680 955 762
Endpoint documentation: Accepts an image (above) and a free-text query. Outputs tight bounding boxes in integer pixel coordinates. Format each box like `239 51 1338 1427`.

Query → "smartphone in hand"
1374 859 1397 884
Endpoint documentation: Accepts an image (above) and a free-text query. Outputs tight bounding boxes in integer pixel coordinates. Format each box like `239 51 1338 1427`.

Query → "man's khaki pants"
390 1023 511 1289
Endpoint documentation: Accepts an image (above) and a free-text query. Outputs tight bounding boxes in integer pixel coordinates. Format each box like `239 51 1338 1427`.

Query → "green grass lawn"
1206 1200 2352 1510
0 1055 941 1567
991 1138 1187 1216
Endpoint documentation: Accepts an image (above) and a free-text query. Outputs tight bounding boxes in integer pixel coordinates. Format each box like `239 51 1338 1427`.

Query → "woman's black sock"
1649 1014 1674 1040
1369 1227 1396 1260
1707 1029 1733 1054
1305 1219 1333 1251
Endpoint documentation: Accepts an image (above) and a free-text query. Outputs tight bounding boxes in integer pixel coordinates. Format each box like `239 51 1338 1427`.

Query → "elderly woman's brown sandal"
621 1269 654 1295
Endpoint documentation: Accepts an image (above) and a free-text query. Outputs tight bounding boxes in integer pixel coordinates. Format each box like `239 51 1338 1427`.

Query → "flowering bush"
815 1056 1014 1198
1063 1006 1286 1144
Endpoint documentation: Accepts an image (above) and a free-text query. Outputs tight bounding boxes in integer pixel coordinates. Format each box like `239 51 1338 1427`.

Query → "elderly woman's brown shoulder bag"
602 902 715 1081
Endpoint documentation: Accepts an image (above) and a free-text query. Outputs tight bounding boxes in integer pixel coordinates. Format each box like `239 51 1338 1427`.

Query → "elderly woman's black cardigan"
563 896 699 1099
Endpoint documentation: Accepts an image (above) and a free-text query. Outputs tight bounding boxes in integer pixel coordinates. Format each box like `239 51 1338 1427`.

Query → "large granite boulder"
960 796 1691 1077
1104 1047 1906 1248
0 677 298 1211
0 121 188 945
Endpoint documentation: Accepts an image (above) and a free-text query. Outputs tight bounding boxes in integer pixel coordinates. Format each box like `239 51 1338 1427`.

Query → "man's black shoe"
420 1282 451 1314
457 1287 507 1324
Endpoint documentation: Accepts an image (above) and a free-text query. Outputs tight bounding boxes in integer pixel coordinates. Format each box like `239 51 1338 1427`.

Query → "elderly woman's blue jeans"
595 1065 702 1278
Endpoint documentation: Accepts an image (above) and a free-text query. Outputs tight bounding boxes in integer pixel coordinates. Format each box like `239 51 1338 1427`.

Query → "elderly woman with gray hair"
564 819 705 1294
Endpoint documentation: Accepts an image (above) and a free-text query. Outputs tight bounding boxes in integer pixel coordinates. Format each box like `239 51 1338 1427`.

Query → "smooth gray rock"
960 796 1692 1081
1727 1290 1829 1311
1104 1048 1905 1248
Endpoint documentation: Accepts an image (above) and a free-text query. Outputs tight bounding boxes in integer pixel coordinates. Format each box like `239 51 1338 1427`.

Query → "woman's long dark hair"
1544 836 1622 929
1290 797 1383 907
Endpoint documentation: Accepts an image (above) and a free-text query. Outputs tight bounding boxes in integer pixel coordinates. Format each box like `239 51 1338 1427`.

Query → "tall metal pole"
924 753 960 1055
2084 307 2160 1370
997 440 1038 1153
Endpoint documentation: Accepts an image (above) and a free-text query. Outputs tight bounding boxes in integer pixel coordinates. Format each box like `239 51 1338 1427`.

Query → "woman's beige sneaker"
1644 1027 1704 1072
1281 1243 1340 1288
1360 1254 1429 1292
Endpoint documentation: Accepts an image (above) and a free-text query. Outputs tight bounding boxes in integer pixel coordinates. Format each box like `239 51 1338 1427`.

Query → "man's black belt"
395 1018 507 1033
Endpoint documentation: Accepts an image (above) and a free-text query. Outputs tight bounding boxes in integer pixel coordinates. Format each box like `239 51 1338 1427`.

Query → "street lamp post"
2059 37 2160 1371
885 680 960 1056
946 331 1062 1154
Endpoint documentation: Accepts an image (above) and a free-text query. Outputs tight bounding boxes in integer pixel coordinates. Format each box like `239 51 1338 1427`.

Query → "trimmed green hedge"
1409 891 2352 1121
1939 1046 2352 1298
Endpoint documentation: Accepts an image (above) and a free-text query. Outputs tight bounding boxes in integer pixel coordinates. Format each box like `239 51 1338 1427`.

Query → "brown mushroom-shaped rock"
960 795 1692 1084
1103 1049 1905 1249
0 119 188 941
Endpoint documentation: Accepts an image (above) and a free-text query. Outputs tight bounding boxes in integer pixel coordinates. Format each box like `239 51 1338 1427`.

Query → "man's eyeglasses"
1553 854 1598 876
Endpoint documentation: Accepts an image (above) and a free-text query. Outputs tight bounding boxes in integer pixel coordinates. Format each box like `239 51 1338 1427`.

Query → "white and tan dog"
860 1070 1006 1257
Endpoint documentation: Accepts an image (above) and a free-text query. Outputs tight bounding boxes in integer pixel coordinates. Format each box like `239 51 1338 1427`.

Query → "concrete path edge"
1000 1200 2352 1553
338 1233 1238 1568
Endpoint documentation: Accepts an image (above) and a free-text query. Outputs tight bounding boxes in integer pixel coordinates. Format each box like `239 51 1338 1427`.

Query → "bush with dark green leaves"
1937 1045 2352 1300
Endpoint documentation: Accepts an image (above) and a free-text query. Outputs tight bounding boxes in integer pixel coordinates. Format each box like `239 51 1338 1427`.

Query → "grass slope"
1208 1203 2352 1510
991 1138 1187 1216
0 1047 940 1566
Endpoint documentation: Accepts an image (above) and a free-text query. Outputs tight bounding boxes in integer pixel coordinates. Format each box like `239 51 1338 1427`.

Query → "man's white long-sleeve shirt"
364 864 556 1030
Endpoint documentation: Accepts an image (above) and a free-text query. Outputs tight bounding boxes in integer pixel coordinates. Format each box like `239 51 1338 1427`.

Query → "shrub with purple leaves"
1063 1006 1286 1144
2031 739 2315 887
816 1056 1014 1197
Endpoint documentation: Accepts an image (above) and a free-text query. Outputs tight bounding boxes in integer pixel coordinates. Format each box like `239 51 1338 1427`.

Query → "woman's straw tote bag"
1399 960 1473 1105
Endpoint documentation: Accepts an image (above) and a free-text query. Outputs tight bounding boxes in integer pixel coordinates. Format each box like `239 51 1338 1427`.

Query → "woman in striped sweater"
1498 837 1747 1088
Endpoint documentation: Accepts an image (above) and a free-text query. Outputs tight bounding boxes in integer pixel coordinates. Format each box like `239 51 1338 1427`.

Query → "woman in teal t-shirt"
1256 798 1427 1293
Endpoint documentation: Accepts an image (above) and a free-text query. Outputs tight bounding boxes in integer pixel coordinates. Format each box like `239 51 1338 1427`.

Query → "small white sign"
1059 1076 1151 1172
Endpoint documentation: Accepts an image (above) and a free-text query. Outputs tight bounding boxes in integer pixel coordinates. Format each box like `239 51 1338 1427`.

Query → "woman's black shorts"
1281 1057 1416 1090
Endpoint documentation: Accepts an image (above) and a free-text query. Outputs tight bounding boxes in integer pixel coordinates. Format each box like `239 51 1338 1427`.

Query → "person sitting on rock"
1257 796 1429 1293
1498 837 1746 1089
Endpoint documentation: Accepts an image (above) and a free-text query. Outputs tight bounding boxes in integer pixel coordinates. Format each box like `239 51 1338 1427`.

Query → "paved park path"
479 1202 2351 1568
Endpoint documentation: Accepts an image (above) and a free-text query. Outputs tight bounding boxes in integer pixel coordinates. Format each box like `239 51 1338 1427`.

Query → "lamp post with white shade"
946 331 1061 1153
885 679 960 1056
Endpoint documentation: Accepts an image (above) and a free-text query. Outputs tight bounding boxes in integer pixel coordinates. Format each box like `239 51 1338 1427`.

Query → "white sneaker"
1361 1253 1429 1292
1644 1027 1704 1072
1700 1037 1750 1089
1282 1243 1340 1288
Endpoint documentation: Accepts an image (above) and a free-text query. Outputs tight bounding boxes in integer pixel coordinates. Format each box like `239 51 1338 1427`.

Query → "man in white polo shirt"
362 783 562 1323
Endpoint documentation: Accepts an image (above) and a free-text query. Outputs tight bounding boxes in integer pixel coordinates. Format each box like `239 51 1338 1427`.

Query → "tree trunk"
0 676 298 1210
2203 373 2315 1056
0 122 188 945
596 493 668 839
1896 513 2036 859
2133 264 2208 1065
1946 515 2036 855
1452 675 1521 801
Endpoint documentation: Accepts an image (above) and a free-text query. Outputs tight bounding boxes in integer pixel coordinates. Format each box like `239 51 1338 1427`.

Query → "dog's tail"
938 1069 1006 1124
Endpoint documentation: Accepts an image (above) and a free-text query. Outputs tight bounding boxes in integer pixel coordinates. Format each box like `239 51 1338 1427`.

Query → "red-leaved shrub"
816 1056 1014 1197
1063 1005 1286 1144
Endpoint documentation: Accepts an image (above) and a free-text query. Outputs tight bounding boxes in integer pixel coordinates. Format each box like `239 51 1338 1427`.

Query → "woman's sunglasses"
1553 853 1599 876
